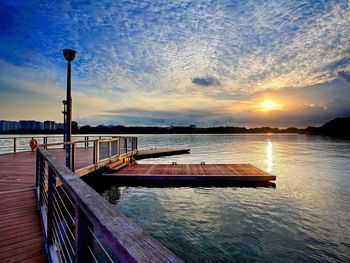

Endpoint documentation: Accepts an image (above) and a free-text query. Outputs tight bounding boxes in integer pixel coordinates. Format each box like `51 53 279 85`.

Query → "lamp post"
63 49 77 169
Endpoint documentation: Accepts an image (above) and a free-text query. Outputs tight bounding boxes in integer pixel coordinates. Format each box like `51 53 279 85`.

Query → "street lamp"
63 49 77 169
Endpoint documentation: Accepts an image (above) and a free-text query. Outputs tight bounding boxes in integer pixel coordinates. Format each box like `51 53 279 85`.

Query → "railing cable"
51 210 76 257
87 245 99 263
87 226 114 263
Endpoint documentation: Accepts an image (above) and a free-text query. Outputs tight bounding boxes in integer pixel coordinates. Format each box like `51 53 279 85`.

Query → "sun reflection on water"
266 140 273 172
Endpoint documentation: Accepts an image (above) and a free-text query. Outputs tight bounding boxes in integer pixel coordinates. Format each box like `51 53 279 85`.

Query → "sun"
260 101 283 111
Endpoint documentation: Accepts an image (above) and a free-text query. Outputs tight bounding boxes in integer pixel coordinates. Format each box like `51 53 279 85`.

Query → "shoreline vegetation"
1 117 349 138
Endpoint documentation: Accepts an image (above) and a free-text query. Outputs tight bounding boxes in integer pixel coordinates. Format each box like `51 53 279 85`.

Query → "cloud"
111 86 128 93
338 71 350 84
192 76 221 86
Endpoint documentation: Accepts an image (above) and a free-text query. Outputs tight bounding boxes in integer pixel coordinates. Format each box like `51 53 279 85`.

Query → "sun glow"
260 101 283 111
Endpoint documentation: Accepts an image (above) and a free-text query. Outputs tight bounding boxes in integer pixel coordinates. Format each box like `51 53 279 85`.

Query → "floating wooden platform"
104 163 276 185
135 148 190 159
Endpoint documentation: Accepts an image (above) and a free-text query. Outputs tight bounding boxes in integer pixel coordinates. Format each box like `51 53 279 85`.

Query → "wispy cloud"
192 77 220 86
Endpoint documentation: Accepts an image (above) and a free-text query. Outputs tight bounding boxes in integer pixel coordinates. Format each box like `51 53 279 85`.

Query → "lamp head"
63 49 77 62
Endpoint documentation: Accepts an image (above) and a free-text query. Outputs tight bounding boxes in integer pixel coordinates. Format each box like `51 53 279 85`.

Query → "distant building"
72 121 78 131
19 120 37 130
44 121 56 130
35 121 43 130
0 120 19 131
56 123 65 130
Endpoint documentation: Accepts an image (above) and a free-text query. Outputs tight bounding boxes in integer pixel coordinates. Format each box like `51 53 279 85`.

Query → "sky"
1 0 350 128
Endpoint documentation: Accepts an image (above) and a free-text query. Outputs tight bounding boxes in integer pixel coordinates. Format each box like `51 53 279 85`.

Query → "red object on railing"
30 138 38 151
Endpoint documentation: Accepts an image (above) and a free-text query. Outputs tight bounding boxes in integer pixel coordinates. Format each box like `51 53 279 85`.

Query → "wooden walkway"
0 149 100 263
0 151 47 263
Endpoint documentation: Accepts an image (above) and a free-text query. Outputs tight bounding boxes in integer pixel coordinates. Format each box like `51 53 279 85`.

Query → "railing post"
116 139 119 156
71 143 76 171
96 141 100 164
13 138 16 153
93 140 100 165
108 140 112 159
125 138 128 153
93 141 96 165
75 207 94 263
118 139 121 157
36 150 43 205
47 166 55 245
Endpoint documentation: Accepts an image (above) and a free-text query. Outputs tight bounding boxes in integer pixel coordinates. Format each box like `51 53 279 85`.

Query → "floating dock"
136 148 190 159
104 163 276 186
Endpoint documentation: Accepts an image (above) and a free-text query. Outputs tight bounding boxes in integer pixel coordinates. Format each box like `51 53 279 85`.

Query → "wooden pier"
0 136 276 262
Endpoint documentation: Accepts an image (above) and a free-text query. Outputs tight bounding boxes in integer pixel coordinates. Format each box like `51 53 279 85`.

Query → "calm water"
95 134 350 263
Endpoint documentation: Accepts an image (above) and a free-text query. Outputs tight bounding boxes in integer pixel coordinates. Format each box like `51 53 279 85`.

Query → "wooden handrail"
42 138 118 147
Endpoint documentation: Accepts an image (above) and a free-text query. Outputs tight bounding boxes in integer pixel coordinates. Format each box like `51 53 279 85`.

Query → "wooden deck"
104 163 276 185
0 151 47 262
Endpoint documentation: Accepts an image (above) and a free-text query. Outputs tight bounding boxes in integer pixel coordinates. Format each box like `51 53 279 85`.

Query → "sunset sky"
1 0 350 127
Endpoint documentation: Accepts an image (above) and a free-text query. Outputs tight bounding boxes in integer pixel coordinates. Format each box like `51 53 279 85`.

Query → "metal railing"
0 135 114 154
43 137 137 175
36 144 183 263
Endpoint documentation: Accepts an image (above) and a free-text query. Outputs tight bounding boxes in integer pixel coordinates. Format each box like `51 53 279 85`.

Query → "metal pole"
66 61 72 168
63 49 76 169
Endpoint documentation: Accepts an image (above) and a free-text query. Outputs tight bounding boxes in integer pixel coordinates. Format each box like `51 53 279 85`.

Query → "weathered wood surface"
0 151 47 262
105 163 276 182
136 148 190 159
